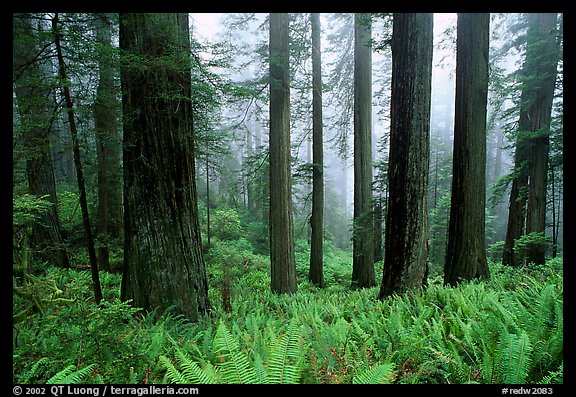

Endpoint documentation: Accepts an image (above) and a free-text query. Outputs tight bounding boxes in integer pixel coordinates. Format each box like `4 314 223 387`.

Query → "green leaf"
47 364 97 384
500 332 532 383
213 319 258 384
352 363 396 384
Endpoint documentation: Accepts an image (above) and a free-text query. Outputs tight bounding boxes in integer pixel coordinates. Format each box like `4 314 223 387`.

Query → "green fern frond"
352 363 395 384
213 319 258 384
160 352 217 384
253 352 269 384
175 350 217 384
22 357 50 383
47 364 96 384
500 332 532 384
160 356 188 384
541 363 563 384
267 319 306 384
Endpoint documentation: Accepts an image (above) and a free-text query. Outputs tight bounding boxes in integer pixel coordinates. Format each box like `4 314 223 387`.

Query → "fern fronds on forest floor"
14 257 563 384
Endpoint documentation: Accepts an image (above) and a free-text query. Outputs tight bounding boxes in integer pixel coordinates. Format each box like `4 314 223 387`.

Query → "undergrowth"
13 239 563 384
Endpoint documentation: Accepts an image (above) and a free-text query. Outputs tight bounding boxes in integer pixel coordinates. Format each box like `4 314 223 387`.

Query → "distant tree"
269 13 297 294
523 13 560 265
119 13 210 321
444 13 491 286
308 13 324 288
503 13 560 266
351 13 375 290
93 14 122 270
378 13 433 299
13 13 70 269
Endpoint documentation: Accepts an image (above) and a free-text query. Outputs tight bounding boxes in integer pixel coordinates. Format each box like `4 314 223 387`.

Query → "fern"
159 319 307 384
352 363 395 384
160 352 217 384
540 363 563 384
500 332 532 383
47 364 97 384
267 318 306 384
213 319 258 384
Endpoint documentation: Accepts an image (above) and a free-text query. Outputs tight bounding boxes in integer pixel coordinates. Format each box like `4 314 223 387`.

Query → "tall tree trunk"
351 13 375 289
94 14 122 270
119 13 210 321
502 13 559 266
444 13 491 286
13 13 70 269
269 13 297 294
524 13 559 265
309 12 324 288
378 13 433 299
53 13 102 304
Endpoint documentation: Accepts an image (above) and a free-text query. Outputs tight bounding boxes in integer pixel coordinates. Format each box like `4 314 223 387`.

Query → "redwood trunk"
378 13 433 299
444 13 490 286
119 13 210 321
351 13 375 289
309 12 324 288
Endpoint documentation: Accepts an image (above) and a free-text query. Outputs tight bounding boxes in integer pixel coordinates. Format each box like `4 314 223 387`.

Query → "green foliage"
13 193 53 227
13 253 563 384
211 208 242 240
500 332 532 383
160 318 306 384
514 232 550 263
47 364 98 384
352 363 396 384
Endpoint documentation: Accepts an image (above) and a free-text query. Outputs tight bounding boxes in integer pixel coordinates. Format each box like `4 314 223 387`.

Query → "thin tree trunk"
269 13 297 294
53 13 102 303
309 12 324 288
444 13 490 286
378 13 433 299
351 13 375 289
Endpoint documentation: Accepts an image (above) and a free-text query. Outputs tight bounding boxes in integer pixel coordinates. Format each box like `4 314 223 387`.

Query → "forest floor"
13 239 563 384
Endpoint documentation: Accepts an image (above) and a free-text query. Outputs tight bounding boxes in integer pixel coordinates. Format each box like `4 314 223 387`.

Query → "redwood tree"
524 13 560 265
309 12 324 288
502 13 560 266
378 13 433 299
269 13 297 294
119 13 209 321
351 12 375 290
444 13 491 286
94 14 122 270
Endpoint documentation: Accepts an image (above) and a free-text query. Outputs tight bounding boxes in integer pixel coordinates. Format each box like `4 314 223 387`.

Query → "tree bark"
378 13 433 299
13 13 70 269
444 13 491 286
269 13 297 294
309 13 324 288
119 13 210 321
351 13 375 289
